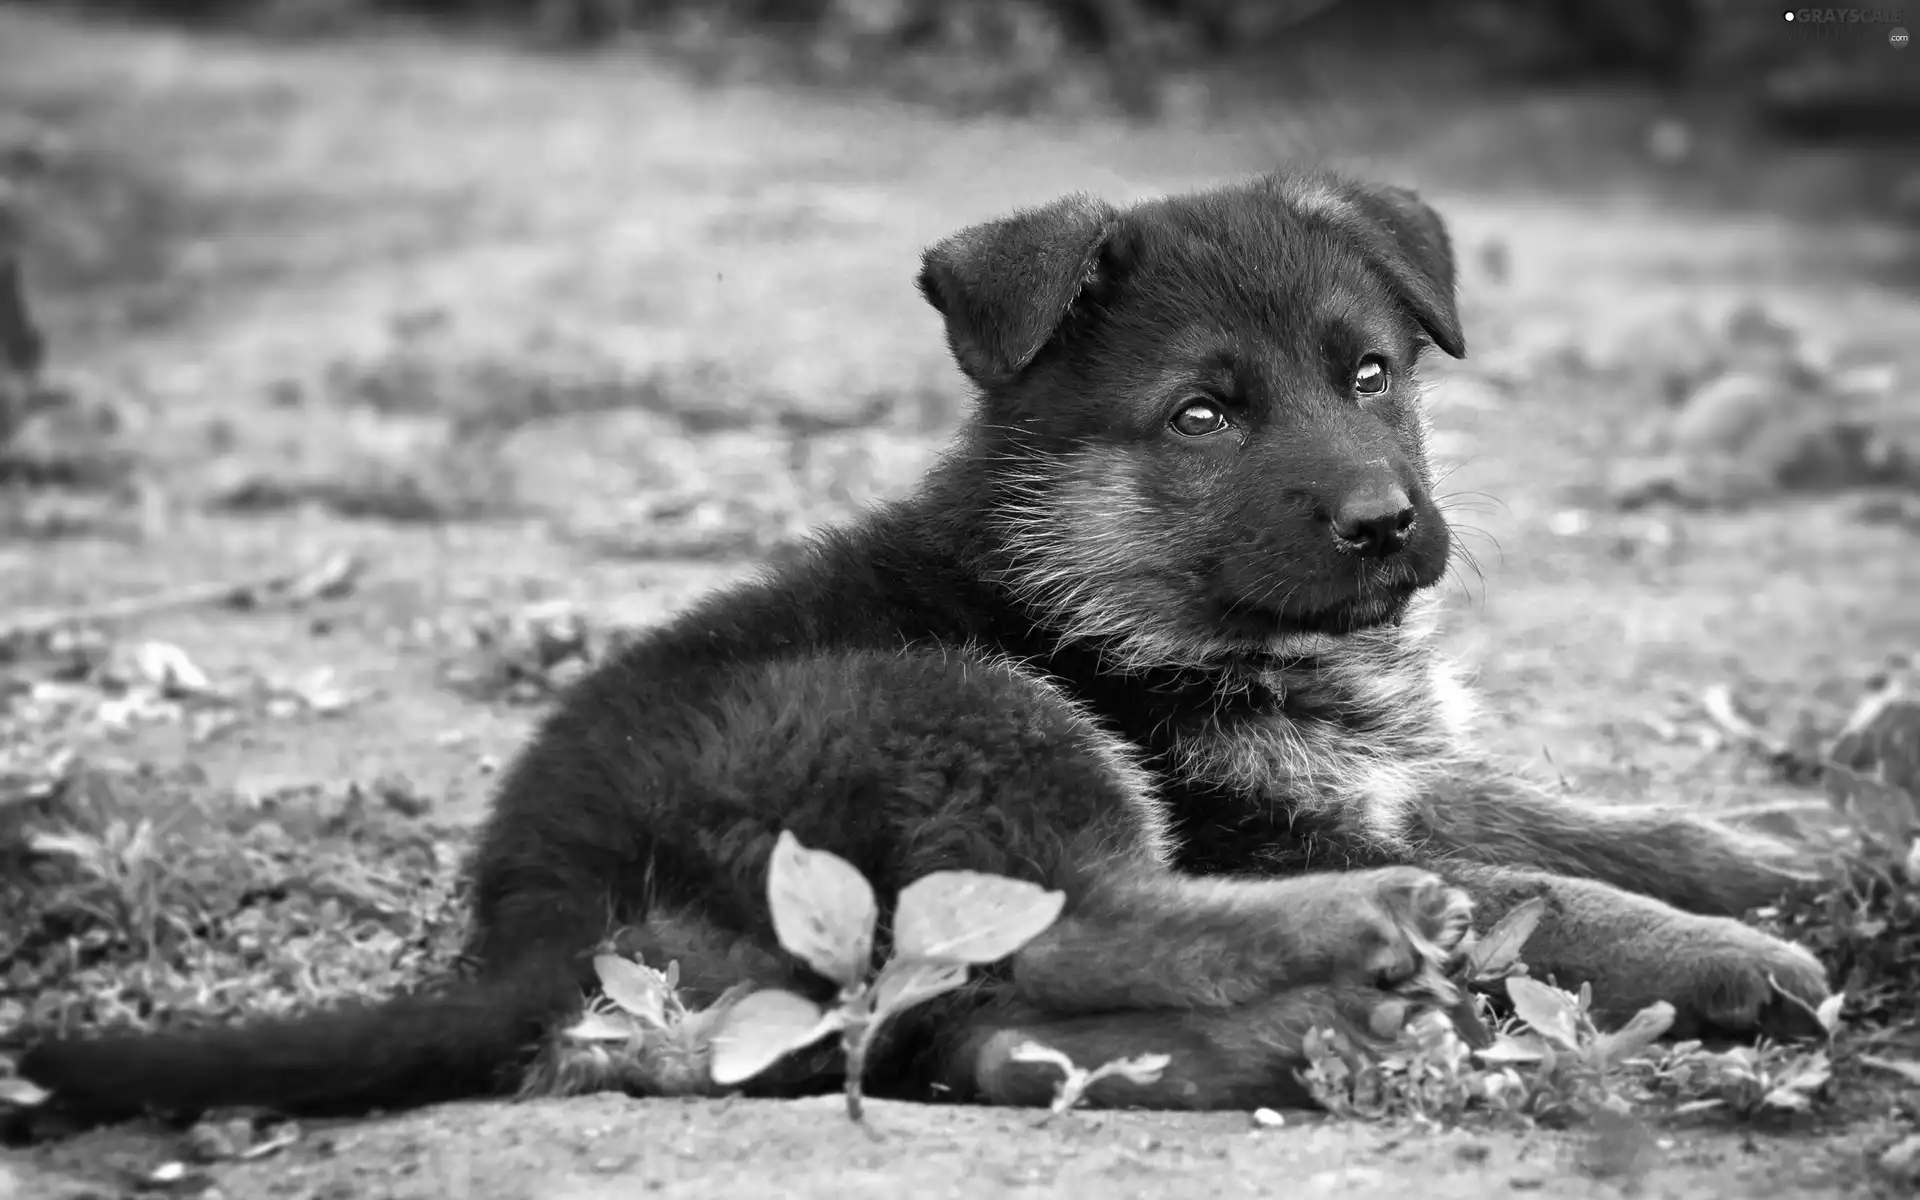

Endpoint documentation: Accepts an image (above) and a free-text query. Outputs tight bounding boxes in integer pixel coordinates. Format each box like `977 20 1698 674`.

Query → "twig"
0 554 364 643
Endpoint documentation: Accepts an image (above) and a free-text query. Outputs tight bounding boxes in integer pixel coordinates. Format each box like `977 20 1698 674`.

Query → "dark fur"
19 169 1829 1122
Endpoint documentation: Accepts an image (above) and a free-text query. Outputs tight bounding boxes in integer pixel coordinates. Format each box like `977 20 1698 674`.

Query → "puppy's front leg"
1415 771 1817 917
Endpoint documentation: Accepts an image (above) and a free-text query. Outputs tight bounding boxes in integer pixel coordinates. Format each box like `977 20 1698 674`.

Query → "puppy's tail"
18 964 579 1121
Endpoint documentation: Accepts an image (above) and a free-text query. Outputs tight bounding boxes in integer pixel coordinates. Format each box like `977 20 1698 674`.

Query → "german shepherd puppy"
19 170 1830 1119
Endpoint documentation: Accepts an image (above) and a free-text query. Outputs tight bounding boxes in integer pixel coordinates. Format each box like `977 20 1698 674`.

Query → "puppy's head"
918 170 1466 671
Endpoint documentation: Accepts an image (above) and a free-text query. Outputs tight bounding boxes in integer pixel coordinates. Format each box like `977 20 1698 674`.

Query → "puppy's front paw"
1335 866 1474 999
1596 917 1831 1041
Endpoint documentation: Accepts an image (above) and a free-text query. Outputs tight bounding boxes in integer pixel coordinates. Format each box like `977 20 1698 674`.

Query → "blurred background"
1 0 1917 792
0 0 1916 785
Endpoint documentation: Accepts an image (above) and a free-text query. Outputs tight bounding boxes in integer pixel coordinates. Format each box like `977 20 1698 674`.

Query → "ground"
1 7 1918 1198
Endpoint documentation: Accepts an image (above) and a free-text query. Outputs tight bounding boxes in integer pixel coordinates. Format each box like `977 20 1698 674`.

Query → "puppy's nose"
1331 485 1417 558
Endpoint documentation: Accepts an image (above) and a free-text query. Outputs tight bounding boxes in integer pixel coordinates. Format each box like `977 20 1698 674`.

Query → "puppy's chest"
1139 670 1451 818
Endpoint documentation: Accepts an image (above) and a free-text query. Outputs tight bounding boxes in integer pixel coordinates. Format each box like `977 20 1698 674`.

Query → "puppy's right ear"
917 194 1120 390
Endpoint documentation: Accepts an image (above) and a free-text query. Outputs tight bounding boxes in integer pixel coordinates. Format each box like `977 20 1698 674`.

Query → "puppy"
19 169 1830 1120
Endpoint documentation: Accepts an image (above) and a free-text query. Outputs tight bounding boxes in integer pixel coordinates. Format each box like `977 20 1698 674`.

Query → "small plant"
572 831 1071 1123
1004 1041 1172 1123
1300 892 1856 1127
708 832 1066 1122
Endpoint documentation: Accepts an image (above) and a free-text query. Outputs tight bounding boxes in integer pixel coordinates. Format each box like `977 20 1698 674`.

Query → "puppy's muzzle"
1330 481 1418 559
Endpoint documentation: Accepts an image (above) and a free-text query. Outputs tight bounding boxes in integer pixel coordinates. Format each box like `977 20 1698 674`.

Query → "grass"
2 637 1916 1159
0 764 469 1044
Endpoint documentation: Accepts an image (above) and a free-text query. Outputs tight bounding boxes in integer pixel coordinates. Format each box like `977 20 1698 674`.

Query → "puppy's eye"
1353 358 1390 397
1170 399 1229 438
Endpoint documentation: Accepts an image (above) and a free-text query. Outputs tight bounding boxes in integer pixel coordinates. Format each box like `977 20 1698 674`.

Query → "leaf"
1465 896 1548 982
1673 1098 1725 1115
869 958 972 1024
708 988 839 1087
1774 1052 1832 1095
1814 992 1846 1038
1858 1054 1920 1085
1590 1001 1675 1067
132 640 212 696
1505 976 1584 1051
1821 761 1920 848
891 871 1066 965
592 955 669 1027
0 1076 48 1107
1474 1032 1549 1066
766 831 878 988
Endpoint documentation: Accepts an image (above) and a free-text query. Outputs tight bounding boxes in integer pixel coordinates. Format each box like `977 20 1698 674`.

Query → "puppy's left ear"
1288 175 1465 359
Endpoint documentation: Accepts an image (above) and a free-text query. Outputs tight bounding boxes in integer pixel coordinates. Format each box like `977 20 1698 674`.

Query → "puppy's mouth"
1217 592 1412 641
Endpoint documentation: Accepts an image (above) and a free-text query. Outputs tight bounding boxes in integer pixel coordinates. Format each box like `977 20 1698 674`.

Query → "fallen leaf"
132 640 211 697
283 552 365 603
766 831 877 989
891 871 1066 965
1466 896 1548 982
238 1122 301 1161
708 988 838 1087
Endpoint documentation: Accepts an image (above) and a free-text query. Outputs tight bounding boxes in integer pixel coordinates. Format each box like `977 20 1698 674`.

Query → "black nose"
1331 486 1417 558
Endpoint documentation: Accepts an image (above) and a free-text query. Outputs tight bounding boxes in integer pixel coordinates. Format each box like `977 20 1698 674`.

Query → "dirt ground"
3 7 1919 1198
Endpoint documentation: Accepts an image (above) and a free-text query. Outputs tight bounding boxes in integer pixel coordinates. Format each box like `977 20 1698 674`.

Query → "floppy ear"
1276 174 1465 359
917 194 1121 389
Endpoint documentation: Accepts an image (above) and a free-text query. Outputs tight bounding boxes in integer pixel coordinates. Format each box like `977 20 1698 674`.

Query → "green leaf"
766 830 878 988
891 871 1066 965
708 988 838 1087
1505 976 1583 1051
869 958 972 1025
592 955 669 1027
1465 896 1548 982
